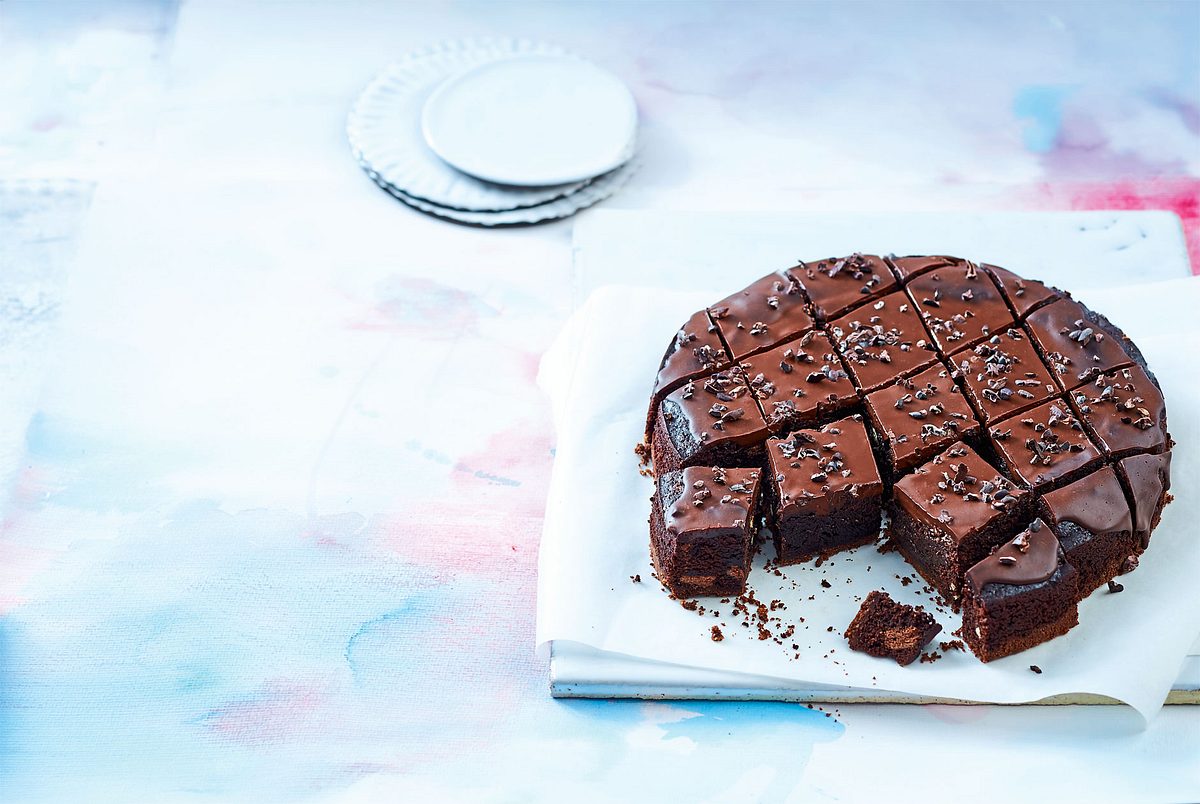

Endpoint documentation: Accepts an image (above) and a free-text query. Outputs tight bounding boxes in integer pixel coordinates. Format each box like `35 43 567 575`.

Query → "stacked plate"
348 39 639 226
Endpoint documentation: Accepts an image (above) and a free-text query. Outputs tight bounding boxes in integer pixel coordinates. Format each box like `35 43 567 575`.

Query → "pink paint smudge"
346 277 495 338
200 678 336 747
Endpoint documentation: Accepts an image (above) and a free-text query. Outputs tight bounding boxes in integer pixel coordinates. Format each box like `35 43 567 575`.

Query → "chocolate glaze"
1040 465 1132 536
982 264 1058 319
652 310 730 399
709 271 812 359
767 415 883 518
790 254 897 320
886 254 967 282
659 367 771 460
1117 451 1172 546
864 361 977 471
1070 364 1168 458
989 397 1101 490
740 330 857 432
1026 298 1135 391
893 441 1025 543
953 326 1057 423
965 519 1061 591
905 263 1014 351
827 291 938 392
664 466 762 535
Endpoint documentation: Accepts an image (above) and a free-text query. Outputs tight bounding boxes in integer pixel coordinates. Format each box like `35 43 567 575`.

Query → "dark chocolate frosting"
740 331 856 429
661 367 770 455
790 254 897 320
1027 298 1134 390
767 415 882 517
1040 465 1132 536
709 271 811 359
982 263 1058 318
1118 451 1172 543
953 327 1057 423
1070 364 1167 457
827 291 938 391
988 398 1100 489
864 361 976 469
652 309 730 397
893 442 1025 542
886 254 966 282
664 466 761 535
966 518 1061 591
905 263 1014 351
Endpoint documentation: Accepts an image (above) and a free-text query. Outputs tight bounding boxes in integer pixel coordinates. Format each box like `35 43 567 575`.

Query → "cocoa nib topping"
1073 367 1156 431
930 461 1017 509
707 403 746 431
806 252 883 295
1010 404 1088 465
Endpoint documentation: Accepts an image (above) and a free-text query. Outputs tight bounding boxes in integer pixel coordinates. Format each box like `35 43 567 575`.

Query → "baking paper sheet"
536 277 1200 721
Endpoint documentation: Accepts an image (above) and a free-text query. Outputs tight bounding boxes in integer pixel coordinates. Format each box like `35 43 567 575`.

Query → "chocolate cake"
764 415 884 564
642 255 1173 664
845 590 942 666
961 519 1080 662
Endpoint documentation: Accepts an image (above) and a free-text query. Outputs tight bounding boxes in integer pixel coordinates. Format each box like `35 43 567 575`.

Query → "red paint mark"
1015 178 1200 272
202 678 335 746
345 277 494 338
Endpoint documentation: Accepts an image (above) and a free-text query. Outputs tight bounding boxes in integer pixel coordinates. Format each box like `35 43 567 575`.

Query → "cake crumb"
710 625 724 642
939 639 965 653
820 579 832 588
919 651 941 663
630 574 641 583
1107 580 1124 594
1030 664 1042 674
681 599 698 611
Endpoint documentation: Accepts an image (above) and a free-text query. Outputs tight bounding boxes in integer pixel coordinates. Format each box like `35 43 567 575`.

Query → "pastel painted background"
1 1 1198 801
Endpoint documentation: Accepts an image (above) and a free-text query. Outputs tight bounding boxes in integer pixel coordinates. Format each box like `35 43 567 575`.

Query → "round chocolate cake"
644 254 1173 663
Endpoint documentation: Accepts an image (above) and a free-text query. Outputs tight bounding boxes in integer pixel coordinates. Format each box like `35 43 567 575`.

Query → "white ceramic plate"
421 54 638 187
348 39 591 212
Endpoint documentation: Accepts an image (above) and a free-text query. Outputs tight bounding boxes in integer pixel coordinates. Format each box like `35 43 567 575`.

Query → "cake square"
1038 466 1138 596
905 261 1014 352
650 466 762 598
988 398 1103 492
651 367 771 475
1026 298 1135 391
789 253 897 321
647 309 731 437
764 415 884 565
1068 364 1169 459
844 590 942 666
1116 451 1172 549
863 361 979 477
982 263 1058 319
886 254 970 283
951 326 1058 424
962 519 1080 662
827 291 939 393
890 442 1030 607
709 271 813 359
740 330 858 434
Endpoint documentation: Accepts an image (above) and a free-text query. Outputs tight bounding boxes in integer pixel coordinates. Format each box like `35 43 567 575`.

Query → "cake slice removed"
962 519 1080 663
845 590 942 666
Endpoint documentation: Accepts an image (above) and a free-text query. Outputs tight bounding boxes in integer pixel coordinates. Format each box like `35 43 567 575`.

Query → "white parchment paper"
536 277 1200 721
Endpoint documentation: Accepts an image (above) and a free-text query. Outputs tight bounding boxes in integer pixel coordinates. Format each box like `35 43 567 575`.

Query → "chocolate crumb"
1107 580 1124 594
630 574 641 583
710 625 724 642
1030 665 1042 674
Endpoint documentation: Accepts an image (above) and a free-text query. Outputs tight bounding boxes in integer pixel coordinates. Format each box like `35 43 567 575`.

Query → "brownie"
827 291 939 392
886 254 969 283
647 309 732 438
1026 297 1136 391
982 264 1058 319
650 466 762 598
1068 364 1169 460
741 330 858 434
764 415 884 565
905 261 1014 352
951 326 1058 424
890 442 1030 606
709 271 812 359
1038 466 1138 596
863 361 979 478
652 368 771 475
790 253 897 321
961 519 1080 662
845 590 942 666
1116 451 1172 549
988 398 1103 492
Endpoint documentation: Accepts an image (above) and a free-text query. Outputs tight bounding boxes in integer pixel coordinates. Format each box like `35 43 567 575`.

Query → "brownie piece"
646 309 731 438
1038 466 1138 596
905 261 1014 352
845 590 942 666
890 442 1030 606
961 519 1080 662
651 368 771 475
790 253 897 320
741 330 858 434
1026 298 1136 391
709 271 812 359
988 398 1102 492
982 263 1058 319
886 254 969 283
951 326 1058 424
1069 364 1169 460
764 415 884 565
827 291 939 392
863 362 979 477
1116 451 1172 549
650 466 762 598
